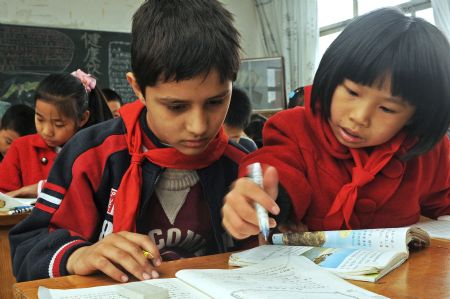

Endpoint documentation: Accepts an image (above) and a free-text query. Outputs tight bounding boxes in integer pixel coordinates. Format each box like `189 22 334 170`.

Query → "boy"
10 0 245 282
224 87 258 152
0 104 36 161
102 88 123 118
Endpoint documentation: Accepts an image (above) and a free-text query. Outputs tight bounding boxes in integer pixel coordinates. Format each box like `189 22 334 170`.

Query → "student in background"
222 8 450 240
102 88 123 118
10 0 246 283
244 113 267 148
287 86 305 108
0 70 113 197
224 87 258 152
0 104 36 161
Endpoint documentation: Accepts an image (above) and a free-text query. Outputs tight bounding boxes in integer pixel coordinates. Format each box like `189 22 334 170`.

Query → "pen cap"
247 162 263 187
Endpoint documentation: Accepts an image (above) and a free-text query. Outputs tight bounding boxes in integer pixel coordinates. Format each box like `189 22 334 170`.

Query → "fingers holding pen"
222 170 279 239
262 166 279 202
222 189 260 239
116 231 161 278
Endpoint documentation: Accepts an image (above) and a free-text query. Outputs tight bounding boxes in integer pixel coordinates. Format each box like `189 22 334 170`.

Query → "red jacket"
241 87 450 230
0 134 57 192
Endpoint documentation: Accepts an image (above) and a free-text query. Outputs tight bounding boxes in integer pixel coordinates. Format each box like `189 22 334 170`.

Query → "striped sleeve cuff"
48 239 87 278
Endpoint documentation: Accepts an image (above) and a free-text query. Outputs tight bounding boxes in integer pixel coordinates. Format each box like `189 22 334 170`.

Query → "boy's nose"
186 111 208 136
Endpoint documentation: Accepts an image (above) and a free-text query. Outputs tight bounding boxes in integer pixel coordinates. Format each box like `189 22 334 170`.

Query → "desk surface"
13 239 450 299
0 213 28 299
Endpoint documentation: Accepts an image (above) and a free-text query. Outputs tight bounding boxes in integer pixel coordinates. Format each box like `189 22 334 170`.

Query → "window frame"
319 0 432 37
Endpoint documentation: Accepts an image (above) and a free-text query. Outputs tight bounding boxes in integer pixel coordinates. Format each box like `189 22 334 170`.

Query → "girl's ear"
79 110 90 128
126 72 145 104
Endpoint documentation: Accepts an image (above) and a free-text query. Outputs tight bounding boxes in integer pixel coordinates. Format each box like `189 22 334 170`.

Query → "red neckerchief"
113 100 229 232
304 86 408 229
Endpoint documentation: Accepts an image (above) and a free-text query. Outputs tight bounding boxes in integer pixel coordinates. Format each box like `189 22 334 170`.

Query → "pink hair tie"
71 69 96 93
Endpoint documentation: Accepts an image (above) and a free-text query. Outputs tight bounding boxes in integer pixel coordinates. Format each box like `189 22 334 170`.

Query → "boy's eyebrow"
158 90 231 102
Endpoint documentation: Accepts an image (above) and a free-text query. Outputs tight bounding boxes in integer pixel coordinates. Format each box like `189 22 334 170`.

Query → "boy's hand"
222 165 280 240
66 231 161 282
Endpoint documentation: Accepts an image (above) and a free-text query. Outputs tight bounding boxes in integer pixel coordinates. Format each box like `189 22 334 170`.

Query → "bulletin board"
234 56 286 112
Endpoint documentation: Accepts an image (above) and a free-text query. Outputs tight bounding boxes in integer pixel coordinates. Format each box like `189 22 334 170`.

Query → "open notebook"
38 256 386 299
0 191 36 212
230 227 429 282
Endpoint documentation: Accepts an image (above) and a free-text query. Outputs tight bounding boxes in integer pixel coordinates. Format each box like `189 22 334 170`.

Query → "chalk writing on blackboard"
0 26 74 72
109 41 134 102
81 32 102 77
0 24 135 111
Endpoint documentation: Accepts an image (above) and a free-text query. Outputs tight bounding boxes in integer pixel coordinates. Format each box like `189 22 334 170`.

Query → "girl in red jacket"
0 70 112 197
223 8 450 239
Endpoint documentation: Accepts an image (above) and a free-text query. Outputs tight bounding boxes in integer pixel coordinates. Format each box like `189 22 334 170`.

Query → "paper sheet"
177 256 388 299
415 216 450 240
38 279 209 299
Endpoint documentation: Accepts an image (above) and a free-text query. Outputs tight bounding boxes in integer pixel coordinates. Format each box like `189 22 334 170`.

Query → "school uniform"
240 86 450 231
0 134 57 193
9 100 248 282
238 136 258 152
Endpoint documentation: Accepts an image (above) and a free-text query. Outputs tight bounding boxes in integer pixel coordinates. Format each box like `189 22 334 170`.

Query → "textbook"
415 215 450 240
38 256 387 299
0 191 36 212
229 227 430 282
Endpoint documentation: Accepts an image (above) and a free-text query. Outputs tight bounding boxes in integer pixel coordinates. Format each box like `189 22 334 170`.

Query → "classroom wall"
221 0 264 58
0 0 263 58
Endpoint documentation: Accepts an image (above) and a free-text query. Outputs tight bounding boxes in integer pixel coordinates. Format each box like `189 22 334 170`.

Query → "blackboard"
0 24 134 116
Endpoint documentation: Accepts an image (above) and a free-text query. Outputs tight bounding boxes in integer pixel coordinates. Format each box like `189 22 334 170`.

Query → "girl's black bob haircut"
311 7 450 160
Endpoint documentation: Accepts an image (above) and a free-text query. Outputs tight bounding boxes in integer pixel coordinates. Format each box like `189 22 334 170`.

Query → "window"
318 0 433 62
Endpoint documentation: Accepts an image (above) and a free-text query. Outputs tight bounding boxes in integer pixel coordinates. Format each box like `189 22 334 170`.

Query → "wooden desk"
0 212 28 299
13 239 450 299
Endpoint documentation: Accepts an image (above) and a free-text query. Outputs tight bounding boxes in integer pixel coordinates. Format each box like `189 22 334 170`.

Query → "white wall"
0 0 263 58
0 0 141 32
221 0 264 58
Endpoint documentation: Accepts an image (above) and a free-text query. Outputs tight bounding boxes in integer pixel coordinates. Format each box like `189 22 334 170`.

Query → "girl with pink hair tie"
0 69 113 198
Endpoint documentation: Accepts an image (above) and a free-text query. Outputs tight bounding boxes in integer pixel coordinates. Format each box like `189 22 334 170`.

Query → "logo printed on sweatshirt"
107 188 117 215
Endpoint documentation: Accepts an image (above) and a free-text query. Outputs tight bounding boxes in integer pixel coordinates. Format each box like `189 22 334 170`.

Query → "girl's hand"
66 231 161 282
222 166 280 240
7 183 39 198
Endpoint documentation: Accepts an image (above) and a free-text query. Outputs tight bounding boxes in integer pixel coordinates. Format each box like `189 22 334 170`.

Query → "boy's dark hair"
102 88 123 105
0 104 36 136
35 73 113 129
131 0 241 90
311 7 450 159
225 87 252 129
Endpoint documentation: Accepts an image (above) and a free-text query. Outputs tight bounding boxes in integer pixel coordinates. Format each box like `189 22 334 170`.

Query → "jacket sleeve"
8 209 92 281
9 135 101 282
0 141 23 192
420 136 450 218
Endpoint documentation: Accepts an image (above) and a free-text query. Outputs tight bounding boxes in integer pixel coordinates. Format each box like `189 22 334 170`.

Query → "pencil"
143 250 154 259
